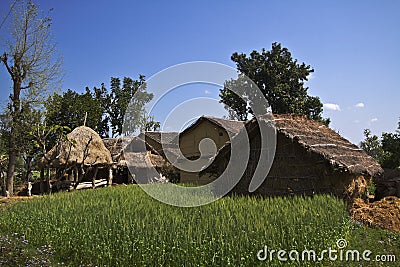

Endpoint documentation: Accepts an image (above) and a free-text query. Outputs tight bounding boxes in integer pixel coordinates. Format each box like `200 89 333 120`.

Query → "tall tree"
109 76 153 137
220 42 328 124
45 76 155 138
0 0 62 195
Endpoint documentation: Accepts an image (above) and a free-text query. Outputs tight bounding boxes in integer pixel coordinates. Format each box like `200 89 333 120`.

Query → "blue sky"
0 0 399 144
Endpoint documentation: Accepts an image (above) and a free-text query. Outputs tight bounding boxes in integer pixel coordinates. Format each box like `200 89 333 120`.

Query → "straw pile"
39 126 112 168
350 196 400 233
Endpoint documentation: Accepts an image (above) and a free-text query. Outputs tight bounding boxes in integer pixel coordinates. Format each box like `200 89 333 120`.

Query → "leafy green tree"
381 120 400 169
360 129 384 163
109 76 153 137
220 42 329 124
45 87 109 138
0 0 62 195
46 76 155 138
0 102 47 191
361 119 400 170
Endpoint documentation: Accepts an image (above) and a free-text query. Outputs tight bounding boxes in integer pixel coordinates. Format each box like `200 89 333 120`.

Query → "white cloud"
204 89 211 95
307 72 315 80
370 118 378 123
355 102 365 108
323 103 341 111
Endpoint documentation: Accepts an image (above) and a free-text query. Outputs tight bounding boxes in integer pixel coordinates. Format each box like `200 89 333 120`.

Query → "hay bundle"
39 126 112 168
350 196 400 233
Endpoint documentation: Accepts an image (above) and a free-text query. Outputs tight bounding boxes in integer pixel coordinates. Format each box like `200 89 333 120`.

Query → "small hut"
102 137 166 184
201 114 383 199
38 126 113 191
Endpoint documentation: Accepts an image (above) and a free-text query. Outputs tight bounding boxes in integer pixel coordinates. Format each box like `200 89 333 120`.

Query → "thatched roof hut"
102 137 165 169
201 114 383 198
39 126 112 169
272 114 382 176
102 136 166 183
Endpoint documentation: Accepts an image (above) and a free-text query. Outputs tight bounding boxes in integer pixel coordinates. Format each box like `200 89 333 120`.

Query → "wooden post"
67 169 72 181
107 167 113 187
92 165 99 189
73 166 78 183
74 166 84 190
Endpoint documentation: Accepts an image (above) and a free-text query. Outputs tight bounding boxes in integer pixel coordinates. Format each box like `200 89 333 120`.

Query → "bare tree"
0 0 62 195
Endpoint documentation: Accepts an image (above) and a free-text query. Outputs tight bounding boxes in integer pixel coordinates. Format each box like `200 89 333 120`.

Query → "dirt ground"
0 196 39 206
350 196 400 233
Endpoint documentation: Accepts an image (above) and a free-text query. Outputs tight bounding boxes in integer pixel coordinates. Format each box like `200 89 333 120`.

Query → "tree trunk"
6 80 22 197
24 157 33 183
46 168 51 193
6 149 16 196
40 168 44 193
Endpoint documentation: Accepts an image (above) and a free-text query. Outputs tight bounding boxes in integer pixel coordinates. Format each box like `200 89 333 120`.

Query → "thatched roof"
39 126 112 169
202 114 383 177
102 138 124 162
273 114 383 176
142 131 179 145
181 116 245 136
102 136 165 169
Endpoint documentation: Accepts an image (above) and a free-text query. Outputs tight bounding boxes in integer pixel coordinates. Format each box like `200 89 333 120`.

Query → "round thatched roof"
39 126 112 169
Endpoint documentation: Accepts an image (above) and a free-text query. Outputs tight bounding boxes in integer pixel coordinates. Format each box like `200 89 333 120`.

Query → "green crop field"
0 185 399 266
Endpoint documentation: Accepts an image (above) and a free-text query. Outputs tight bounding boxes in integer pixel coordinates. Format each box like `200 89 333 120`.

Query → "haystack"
350 196 400 232
39 126 112 168
37 126 113 192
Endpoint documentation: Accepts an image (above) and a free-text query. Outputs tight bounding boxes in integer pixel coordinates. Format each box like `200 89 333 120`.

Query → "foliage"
109 76 153 137
2 186 398 266
0 103 42 186
145 115 161 131
45 87 109 138
361 118 400 170
220 42 329 124
45 76 155 138
381 122 400 169
360 129 385 163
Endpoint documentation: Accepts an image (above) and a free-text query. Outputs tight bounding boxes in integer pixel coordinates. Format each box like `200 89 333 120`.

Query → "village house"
200 114 383 199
